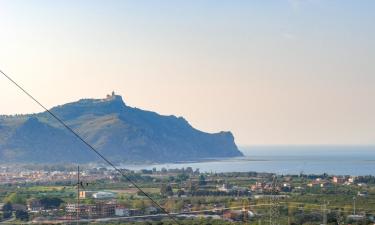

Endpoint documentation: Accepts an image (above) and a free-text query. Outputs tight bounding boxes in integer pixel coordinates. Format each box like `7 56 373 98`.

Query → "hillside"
0 93 243 163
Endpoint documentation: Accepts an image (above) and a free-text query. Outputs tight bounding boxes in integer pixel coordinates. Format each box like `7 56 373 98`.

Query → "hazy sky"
0 0 374 146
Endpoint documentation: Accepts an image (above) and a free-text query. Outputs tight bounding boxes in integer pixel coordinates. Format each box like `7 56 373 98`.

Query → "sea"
121 146 375 176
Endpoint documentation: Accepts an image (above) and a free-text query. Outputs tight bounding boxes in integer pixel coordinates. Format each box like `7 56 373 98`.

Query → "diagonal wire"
0 69 181 225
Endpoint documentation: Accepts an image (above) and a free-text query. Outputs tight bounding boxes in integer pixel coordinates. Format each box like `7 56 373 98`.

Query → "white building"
93 191 116 199
115 207 130 217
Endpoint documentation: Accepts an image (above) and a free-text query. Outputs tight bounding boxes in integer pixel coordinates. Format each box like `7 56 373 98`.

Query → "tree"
160 184 174 197
186 180 198 193
165 185 174 196
176 173 189 182
2 202 13 220
133 200 146 211
4 192 26 205
2 202 12 212
186 167 193 174
39 197 64 209
2 211 12 220
15 210 29 221
199 175 207 186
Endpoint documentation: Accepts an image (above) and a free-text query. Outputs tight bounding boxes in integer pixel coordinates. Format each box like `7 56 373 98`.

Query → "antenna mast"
77 165 80 225
269 175 280 225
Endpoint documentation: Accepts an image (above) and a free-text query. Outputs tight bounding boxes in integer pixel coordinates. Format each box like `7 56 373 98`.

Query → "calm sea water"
122 146 375 176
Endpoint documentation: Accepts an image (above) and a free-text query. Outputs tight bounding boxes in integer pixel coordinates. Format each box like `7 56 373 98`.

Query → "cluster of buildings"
0 167 116 184
65 203 157 219
65 203 158 218
250 181 279 193
307 176 357 188
0 171 78 183
63 189 159 219
2 189 151 220
247 175 365 194
217 183 250 194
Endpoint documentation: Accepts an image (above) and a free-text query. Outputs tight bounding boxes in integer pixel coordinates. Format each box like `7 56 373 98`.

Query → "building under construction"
65 202 116 218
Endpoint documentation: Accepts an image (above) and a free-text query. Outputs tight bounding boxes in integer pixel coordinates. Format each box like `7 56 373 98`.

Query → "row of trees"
1 194 64 222
3 192 64 209
1 202 29 221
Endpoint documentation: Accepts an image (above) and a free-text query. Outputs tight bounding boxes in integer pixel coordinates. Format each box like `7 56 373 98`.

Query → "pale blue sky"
0 0 374 145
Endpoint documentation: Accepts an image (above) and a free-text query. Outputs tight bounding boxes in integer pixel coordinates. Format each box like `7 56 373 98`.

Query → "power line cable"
0 69 181 225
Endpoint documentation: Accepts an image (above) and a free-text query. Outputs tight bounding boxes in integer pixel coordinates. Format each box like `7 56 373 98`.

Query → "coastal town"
1 165 375 224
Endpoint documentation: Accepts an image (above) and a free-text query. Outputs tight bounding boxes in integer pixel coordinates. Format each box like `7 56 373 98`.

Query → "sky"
0 0 374 146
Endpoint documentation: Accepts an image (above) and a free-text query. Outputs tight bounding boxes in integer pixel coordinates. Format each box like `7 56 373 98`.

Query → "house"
307 179 330 188
358 191 368 197
348 176 356 183
347 214 365 221
332 176 346 184
250 182 265 192
223 210 243 221
218 183 232 192
115 207 130 217
79 191 95 199
358 183 368 187
27 199 44 212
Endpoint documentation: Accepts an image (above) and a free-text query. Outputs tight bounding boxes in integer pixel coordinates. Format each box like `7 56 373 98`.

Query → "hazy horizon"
1 0 374 146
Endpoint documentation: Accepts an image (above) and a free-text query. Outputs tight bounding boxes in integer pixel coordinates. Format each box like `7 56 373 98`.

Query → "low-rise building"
93 191 116 199
347 214 365 222
27 199 44 212
332 176 346 184
358 191 368 197
218 183 232 192
115 207 130 217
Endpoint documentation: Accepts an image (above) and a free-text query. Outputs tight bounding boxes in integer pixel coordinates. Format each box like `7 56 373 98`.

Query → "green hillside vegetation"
0 94 242 163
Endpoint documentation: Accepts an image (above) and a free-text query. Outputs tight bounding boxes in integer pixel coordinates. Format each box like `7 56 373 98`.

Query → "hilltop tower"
106 91 116 100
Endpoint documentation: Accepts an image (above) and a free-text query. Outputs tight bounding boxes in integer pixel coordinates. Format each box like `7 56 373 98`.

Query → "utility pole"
77 165 80 225
242 204 248 224
336 209 342 225
322 201 327 225
353 196 356 215
242 198 250 225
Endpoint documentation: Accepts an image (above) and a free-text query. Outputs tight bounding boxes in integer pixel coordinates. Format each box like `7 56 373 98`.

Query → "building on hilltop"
106 91 116 100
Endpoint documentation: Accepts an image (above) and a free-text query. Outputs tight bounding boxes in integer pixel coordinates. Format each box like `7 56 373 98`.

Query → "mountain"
0 93 243 163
